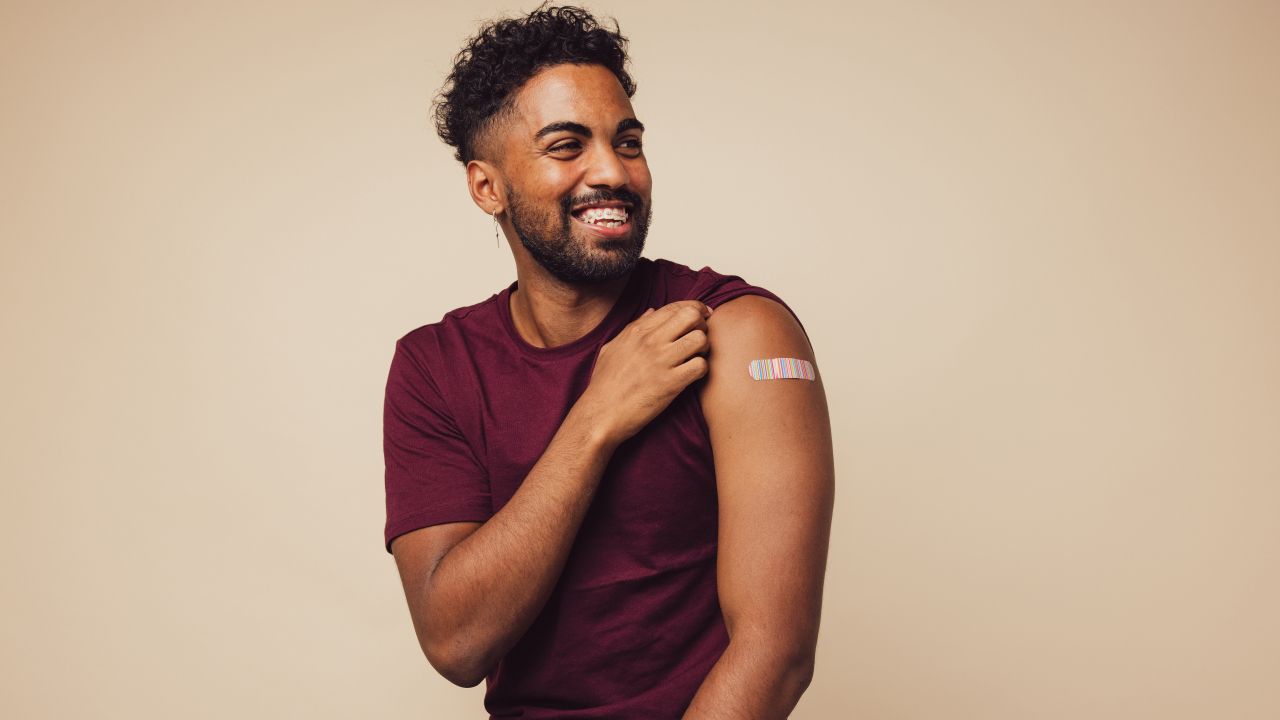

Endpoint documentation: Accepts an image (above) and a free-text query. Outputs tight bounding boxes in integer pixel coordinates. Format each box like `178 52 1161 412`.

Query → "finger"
625 306 671 336
632 301 687 332
634 301 708 333
666 328 709 365
653 302 710 343
674 355 710 386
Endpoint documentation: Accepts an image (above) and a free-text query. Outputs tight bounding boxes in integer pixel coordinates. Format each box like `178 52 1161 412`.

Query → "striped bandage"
748 358 815 381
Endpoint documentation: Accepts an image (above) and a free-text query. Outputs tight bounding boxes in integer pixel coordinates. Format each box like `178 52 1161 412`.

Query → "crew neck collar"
497 258 653 359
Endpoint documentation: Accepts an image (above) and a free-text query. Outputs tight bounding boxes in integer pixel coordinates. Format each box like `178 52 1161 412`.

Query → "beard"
505 186 651 285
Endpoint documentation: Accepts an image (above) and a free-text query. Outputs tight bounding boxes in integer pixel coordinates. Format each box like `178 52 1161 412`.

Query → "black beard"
506 187 650 285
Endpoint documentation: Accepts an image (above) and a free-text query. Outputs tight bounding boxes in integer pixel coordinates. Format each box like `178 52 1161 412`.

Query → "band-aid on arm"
748 358 815 381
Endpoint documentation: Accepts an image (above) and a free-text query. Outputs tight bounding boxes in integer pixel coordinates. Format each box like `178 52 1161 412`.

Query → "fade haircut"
433 4 637 165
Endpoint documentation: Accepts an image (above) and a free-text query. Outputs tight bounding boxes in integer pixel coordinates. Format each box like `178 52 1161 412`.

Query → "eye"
617 137 643 156
549 139 583 153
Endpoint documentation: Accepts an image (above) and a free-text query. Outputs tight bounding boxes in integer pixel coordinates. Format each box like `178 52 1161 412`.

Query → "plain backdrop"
2 1 1278 718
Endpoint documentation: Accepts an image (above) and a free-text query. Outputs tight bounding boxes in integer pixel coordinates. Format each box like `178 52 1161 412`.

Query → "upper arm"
698 295 835 648
384 342 493 549
385 342 492 655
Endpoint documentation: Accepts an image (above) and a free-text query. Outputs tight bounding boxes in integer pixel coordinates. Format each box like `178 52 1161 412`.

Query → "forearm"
395 301 714 686
417 404 617 683
682 630 815 720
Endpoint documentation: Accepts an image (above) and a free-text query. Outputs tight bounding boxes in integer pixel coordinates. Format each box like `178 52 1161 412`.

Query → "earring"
493 209 500 247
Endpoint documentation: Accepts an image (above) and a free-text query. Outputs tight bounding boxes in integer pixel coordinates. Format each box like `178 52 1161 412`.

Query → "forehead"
509 63 636 137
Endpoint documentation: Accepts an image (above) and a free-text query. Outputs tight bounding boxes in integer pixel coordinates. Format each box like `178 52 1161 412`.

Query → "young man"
384 6 834 718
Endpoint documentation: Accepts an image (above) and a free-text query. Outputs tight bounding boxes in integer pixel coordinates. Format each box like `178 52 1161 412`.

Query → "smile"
572 206 629 229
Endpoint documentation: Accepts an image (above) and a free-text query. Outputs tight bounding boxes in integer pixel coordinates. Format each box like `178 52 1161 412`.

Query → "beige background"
2 0 1278 717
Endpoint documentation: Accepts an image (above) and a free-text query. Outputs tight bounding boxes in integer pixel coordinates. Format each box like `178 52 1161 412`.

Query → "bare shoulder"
704 295 815 384
700 295 825 432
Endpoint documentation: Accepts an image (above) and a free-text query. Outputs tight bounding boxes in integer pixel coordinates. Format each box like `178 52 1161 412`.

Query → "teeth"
578 207 628 226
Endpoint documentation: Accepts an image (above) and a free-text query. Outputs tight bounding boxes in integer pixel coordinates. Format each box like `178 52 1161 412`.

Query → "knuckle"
688 356 709 377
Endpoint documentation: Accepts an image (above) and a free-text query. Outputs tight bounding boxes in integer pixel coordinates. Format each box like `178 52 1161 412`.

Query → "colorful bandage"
748 358 815 381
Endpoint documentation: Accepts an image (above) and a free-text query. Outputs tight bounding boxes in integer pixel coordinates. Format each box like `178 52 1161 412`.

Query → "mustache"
559 188 645 214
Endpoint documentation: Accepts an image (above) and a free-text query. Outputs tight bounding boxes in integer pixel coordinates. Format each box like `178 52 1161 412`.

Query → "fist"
579 300 713 446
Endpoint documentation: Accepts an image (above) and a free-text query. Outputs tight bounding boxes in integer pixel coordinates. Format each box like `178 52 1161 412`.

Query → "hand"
576 300 713 447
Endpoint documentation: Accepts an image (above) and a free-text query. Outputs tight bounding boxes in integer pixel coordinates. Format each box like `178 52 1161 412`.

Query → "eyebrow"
532 118 646 141
534 121 591 141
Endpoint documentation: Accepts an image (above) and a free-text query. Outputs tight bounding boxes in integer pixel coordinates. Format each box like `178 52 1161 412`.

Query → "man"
384 6 834 718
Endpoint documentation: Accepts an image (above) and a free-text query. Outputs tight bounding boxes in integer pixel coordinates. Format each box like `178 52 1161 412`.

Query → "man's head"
433 5 652 285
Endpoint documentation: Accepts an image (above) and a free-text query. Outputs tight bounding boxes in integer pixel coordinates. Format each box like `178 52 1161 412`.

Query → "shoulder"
707 294 801 334
396 292 506 356
698 295 828 465
701 295 818 416
646 258 769 309
641 257 811 363
389 291 508 396
648 257 704 283
706 295 811 359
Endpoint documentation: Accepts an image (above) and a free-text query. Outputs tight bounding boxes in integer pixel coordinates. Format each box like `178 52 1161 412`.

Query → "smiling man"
384 6 834 718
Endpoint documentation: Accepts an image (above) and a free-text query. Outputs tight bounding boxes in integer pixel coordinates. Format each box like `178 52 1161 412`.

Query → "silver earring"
493 209 500 247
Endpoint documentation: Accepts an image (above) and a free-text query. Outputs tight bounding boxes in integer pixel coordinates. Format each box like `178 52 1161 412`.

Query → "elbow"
726 625 818 708
787 649 816 698
422 636 491 688
779 641 817 704
763 630 818 707
425 645 489 688
408 598 498 687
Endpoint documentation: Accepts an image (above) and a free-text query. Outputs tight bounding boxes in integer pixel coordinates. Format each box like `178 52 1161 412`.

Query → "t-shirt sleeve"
383 337 493 552
684 265 806 334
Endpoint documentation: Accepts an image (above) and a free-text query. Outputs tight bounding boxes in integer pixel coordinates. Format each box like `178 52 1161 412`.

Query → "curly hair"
433 4 637 165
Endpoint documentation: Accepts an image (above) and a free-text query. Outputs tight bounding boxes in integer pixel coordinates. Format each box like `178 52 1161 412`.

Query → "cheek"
530 164 580 199
626 159 653 194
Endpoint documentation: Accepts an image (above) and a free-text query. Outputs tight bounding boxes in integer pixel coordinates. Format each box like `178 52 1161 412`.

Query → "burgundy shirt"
384 258 791 718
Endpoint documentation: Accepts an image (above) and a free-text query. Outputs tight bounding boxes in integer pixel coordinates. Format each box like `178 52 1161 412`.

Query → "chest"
454 349 721 583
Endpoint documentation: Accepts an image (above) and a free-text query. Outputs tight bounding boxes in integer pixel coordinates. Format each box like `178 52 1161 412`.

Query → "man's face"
496 63 652 285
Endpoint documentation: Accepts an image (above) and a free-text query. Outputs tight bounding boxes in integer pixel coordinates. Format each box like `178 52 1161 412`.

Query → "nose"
584 143 630 190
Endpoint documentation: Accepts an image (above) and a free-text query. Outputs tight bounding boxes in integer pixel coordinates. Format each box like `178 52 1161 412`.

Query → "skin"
391 63 835 718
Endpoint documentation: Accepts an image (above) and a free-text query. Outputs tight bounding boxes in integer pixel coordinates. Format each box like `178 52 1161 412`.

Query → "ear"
466 160 505 215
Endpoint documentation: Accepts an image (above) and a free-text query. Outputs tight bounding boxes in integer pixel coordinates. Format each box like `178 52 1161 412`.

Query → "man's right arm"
390 301 713 687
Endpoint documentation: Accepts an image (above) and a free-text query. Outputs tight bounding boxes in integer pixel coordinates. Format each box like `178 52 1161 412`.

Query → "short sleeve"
682 265 806 335
383 338 493 551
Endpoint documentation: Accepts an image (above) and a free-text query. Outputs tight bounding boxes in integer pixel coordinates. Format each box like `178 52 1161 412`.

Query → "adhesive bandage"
748 358 815 381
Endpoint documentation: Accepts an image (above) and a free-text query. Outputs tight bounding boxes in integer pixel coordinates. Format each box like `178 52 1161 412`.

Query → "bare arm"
684 295 835 719
391 301 713 687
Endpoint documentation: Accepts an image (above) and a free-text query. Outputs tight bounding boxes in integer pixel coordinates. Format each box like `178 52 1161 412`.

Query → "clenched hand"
577 300 712 447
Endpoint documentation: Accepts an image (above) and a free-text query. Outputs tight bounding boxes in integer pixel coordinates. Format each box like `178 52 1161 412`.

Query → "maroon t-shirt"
384 258 791 718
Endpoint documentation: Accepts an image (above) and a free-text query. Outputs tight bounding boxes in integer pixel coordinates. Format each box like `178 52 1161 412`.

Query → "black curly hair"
433 4 637 166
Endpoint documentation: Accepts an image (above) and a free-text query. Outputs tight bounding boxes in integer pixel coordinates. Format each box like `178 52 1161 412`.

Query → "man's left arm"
685 295 836 719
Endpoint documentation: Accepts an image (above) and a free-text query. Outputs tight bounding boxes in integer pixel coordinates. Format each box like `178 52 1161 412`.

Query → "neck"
508 263 631 349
